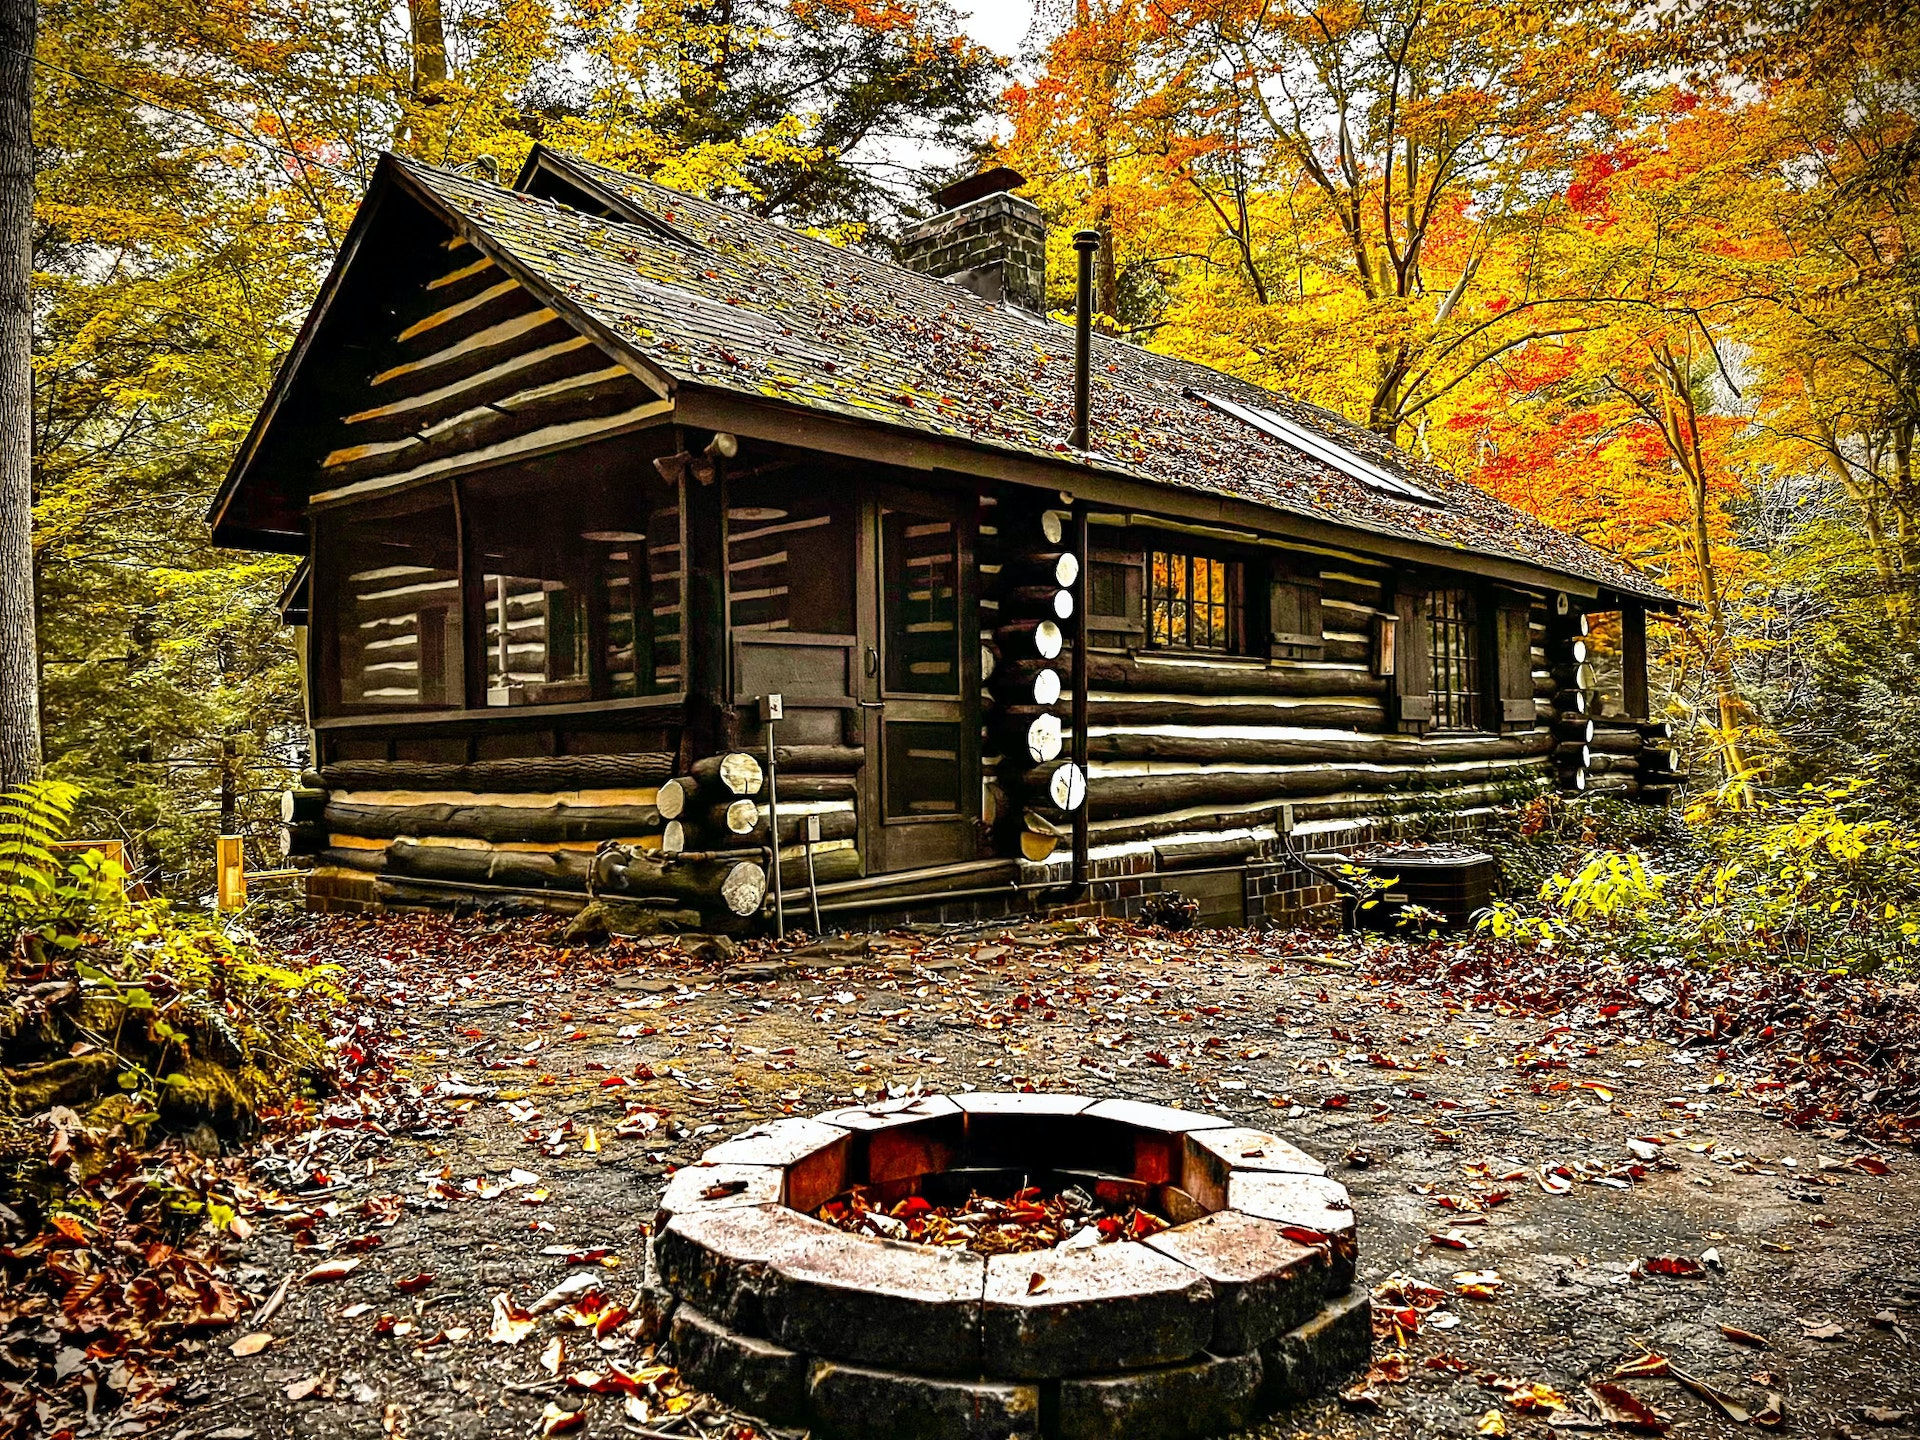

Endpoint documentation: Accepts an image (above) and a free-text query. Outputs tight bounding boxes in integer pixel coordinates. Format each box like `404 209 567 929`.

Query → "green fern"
0 781 126 939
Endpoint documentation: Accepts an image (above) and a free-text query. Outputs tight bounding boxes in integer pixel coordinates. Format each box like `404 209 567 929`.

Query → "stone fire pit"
644 1093 1369 1439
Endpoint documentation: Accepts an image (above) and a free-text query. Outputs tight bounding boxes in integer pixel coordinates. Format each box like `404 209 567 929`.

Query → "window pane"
1427 588 1480 728
882 510 960 695
727 479 855 636
324 493 462 712
886 721 963 816
1147 549 1237 653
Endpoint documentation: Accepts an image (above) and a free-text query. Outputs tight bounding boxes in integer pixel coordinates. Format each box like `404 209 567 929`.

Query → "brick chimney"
899 167 1046 311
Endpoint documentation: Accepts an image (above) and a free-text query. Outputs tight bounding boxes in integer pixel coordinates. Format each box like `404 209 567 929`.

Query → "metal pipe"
1071 502 1090 891
1070 229 1099 451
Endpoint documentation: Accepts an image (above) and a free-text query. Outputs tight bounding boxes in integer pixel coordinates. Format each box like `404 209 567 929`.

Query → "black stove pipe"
1070 229 1099 450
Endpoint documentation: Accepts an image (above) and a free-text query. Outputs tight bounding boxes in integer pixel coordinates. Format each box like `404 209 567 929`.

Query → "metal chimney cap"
927 165 1028 211
1072 229 1101 249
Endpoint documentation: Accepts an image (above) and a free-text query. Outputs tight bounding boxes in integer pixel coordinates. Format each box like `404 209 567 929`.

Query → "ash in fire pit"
646 1093 1368 1440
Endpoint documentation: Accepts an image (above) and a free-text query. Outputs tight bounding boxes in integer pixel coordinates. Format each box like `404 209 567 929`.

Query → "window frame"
1145 546 1247 656
1425 585 1482 731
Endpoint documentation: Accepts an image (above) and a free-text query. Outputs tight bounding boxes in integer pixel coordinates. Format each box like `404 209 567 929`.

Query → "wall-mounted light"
705 431 739 459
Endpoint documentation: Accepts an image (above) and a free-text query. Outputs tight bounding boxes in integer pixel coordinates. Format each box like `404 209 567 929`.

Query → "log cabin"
210 151 1680 930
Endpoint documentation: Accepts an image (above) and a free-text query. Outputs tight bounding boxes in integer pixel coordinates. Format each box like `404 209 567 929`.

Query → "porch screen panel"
603 493 683 698
881 510 960 695
322 491 462 713
726 479 855 636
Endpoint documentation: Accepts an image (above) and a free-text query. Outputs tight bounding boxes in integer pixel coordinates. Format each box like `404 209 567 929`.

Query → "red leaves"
1638 1254 1705 1279
393 1273 435 1294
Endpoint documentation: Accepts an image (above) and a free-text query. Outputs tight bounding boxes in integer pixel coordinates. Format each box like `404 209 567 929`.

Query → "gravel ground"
163 914 1920 1440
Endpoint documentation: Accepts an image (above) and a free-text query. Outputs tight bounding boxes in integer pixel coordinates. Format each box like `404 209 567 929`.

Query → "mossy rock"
154 1057 273 1139
0 1052 119 1117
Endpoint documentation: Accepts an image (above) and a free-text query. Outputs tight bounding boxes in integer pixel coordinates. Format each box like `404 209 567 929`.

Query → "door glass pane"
323 492 462 712
881 509 959 695
886 721 962 816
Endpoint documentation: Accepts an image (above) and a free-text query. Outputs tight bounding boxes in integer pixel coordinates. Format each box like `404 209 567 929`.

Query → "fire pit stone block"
980 1244 1214 1378
761 1229 986 1374
1261 1289 1372 1404
654 1203 840 1333
669 1303 810 1425
655 1162 784 1225
1055 1349 1265 1440
808 1359 1041 1440
1226 1173 1359 1289
1143 1209 1329 1354
1182 1127 1327 1211
1082 1098 1234 1186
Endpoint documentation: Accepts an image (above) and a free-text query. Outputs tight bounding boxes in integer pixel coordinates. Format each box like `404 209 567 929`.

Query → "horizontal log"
283 788 328 824
657 777 692 819
1588 729 1644 756
1638 782 1681 804
1008 585 1074 620
284 823 326 858
996 619 1065 660
1085 778 1547 851
771 844 862 888
689 752 765 796
1586 753 1637 775
1087 655 1388 700
1584 773 1637 795
734 806 859 849
1082 755 1551 820
1018 761 1087 811
1088 695 1388 730
1552 690 1589 713
1555 718 1595 743
595 847 768 917
1554 742 1591 767
1006 552 1080 588
1083 726 1551 767
386 836 591 891
320 754 675 793
1551 662 1596 690
323 797 660 844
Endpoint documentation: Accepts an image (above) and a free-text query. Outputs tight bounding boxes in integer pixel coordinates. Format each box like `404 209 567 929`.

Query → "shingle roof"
390 152 1671 605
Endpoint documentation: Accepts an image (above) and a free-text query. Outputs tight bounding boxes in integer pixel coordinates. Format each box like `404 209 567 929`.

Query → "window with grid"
1427 587 1481 729
1148 550 1238 652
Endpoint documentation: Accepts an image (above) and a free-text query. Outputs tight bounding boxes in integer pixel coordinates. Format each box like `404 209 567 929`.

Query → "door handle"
857 700 885 710
864 646 879 678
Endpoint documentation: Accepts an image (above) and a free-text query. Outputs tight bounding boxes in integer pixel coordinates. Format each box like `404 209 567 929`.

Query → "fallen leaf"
1672 1368 1752 1424
1862 1407 1913 1427
1640 1255 1704 1279
301 1257 362 1284
539 1402 587 1436
394 1272 435 1294
230 1333 274 1357
285 1376 323 1401
489 1294 535 1345
1478 1411 1508 1435
1720 1324 1770 1349
1797 1317 1846 1341
1027 1272 1048 1295
1587 1382 1671 1434
1755 1393 1786 1429
530 1272 599 1315
1612 1355 1673 1380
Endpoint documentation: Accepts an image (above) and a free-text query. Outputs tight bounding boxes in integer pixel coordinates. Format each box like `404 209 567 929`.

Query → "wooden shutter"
1269 568 1324 661
1494 595 1536 731
1393 586 1432 734
1086 545 1144 649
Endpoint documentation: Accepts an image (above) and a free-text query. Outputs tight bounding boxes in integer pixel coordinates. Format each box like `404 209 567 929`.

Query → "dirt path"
168 916 1920 1440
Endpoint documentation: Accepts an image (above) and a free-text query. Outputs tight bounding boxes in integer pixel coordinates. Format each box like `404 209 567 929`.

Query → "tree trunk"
0 0 38 788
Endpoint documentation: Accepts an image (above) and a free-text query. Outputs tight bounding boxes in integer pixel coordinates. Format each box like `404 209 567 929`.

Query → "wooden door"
859 489 979 873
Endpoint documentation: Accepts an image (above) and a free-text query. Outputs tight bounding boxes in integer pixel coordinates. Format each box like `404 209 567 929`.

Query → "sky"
956 0 1039 58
